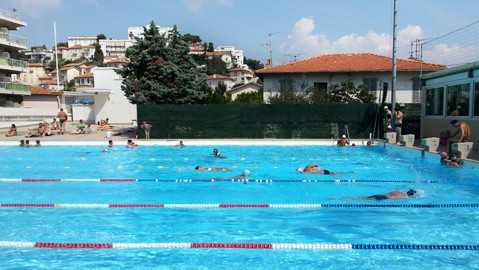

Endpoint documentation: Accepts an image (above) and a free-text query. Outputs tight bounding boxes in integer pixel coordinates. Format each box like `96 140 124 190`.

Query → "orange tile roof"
256 53 446 74
28 63 44 68
30 86 63 96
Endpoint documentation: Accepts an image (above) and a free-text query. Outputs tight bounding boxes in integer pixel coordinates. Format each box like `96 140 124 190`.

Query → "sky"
3 0 479 65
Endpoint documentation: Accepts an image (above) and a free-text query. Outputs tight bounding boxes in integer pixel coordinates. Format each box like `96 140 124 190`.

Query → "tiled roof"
256 53 445 74
208 74 233 81
75 73 94 79
30 86 63 96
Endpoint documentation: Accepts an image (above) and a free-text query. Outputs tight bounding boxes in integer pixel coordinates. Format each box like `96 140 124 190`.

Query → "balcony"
0 57 27 73
0 32 27 50
0 9 27 30
0 81 31 95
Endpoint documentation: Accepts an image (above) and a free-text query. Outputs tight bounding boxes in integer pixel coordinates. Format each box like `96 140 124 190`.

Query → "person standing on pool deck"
56 108 68 135
140 121 152 140
394 106 404 141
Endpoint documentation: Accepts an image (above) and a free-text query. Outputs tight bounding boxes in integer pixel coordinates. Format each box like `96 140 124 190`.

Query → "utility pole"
53 22 63 108
391 0 398 115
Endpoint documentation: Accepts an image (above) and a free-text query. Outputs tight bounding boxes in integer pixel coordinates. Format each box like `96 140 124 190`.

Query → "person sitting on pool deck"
343 189 423 201
298 165 336 175
5 124 17 137
212 148 226 159
337 135 350 147
195 166 231 172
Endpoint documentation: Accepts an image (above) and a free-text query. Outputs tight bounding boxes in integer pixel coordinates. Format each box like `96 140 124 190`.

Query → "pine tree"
117 22 211 104
93 42 104 66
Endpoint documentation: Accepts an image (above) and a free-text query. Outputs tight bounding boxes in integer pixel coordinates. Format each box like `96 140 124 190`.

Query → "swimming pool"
0 142 478 269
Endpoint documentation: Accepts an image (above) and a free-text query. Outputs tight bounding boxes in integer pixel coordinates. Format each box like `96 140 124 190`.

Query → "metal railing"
0 81 30 92
0 57 27 69
0 32 27 48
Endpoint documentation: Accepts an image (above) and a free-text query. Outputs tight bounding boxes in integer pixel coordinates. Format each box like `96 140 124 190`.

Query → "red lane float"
22 179 62 182
100 179 136 182
109 204 165 208
219 204 270 208
34 242 113 249
191 243 273 249
0 203 54 208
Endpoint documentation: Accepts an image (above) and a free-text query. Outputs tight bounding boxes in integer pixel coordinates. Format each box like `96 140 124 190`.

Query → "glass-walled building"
421 62 479 150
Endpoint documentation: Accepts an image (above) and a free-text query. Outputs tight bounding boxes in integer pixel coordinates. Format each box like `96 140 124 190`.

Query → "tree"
96 33 107 40
207 42 215 52
93 42 104 66
117 21 210 104
56 42 68 48
183 33 202 43
231 90 264 104
326 81 374 104
268 89 309 104
207 83 229 104
244 58 264 71
206 57 228 75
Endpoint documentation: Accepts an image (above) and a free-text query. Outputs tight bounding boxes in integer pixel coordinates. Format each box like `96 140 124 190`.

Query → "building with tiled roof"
257 53 445 104
207 74 235 91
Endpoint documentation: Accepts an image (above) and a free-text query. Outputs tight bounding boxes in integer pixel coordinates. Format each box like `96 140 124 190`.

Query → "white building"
67 36 97 47
19 63 47 86
256 53 445 104
227 82 262 101
215 46 244 67
60 45 96 62
207 74 235 91
0 8 30 106
99 39 134 58
128 25 173 40
71 67 137 124
22 46 53 64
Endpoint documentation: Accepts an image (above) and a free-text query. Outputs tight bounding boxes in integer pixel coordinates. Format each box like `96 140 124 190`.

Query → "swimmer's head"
195 166 200 170
296 168 304 173
242 170 251 176
342 134 347 139
440 152 448 158
407 189 424 198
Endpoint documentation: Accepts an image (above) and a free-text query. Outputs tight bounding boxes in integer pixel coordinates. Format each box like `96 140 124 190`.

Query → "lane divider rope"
0 241 477 251
0 178 437 184
0 203 478 209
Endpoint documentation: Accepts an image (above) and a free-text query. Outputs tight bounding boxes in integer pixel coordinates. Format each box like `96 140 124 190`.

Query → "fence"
137 104 379 139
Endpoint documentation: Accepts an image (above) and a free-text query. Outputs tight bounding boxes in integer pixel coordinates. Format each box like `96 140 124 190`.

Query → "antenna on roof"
284 53 303 62
265 32 279 66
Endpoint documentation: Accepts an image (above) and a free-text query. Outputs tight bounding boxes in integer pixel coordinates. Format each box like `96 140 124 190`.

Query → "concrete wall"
91 67 137 124
262 71 421 104
22 95 59 115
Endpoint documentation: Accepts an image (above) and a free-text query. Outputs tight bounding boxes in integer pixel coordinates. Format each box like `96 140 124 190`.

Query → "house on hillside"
207 74 234 91
228 82 262 101
256 53 445 104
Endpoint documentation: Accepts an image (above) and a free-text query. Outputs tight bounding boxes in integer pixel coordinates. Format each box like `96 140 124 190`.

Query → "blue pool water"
0 144 478 269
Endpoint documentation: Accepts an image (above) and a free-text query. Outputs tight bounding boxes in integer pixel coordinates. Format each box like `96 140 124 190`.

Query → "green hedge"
138 104 379 139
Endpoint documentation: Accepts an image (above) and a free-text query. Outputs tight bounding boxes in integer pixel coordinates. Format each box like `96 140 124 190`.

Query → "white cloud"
6 0 63 16
184 0 233 12
282 17 423 60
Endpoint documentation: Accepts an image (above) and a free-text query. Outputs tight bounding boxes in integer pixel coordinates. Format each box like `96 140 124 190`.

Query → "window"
412 77 422 91
313 82 328 91
425 87 444 116
447 83 470 117
279 79 294 91
362 78 378 91
475 82 479 117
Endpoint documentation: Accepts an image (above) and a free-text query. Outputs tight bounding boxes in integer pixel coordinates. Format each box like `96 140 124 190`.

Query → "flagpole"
53 22 63 108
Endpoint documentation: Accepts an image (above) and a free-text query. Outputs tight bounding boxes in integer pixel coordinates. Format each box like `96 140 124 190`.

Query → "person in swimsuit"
212 148 226 159
299 165 335 175
337 135 350 147
57 108 68 135
195 166 231 172
126 139 138 148
175 140 185 148
440 152 464 167
343 189 421 201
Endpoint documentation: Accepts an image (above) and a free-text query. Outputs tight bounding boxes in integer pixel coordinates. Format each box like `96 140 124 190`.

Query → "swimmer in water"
342 189 423 201
103 140 114 152
126 139 138 148
212 170 251 182
212 148 226 159
440 152 464 167
195 166 231 172
298 165 336 175
175 140 185 148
